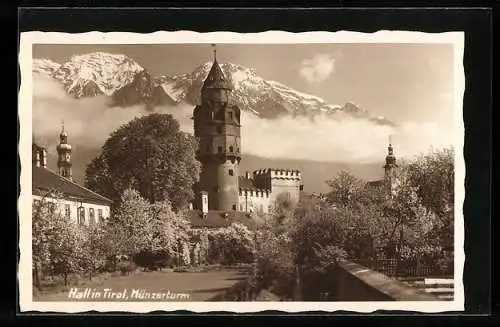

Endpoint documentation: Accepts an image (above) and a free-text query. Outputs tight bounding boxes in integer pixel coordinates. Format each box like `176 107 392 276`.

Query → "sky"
33 43 456 129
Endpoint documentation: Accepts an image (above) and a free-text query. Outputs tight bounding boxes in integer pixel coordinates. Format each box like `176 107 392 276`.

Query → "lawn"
34 266 250 302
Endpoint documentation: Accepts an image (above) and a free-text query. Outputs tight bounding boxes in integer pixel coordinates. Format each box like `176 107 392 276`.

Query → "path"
34 266 249 302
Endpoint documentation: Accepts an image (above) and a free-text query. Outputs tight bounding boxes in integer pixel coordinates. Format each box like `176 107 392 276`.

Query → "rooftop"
32 165 113 205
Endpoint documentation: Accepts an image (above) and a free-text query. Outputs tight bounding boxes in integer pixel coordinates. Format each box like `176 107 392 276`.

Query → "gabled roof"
32 165 113 205
186 210 260 230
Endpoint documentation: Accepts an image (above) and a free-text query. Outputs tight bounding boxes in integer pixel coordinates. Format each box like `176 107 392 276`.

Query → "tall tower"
56 122 73 180
193 45 241 211
383 136 398 195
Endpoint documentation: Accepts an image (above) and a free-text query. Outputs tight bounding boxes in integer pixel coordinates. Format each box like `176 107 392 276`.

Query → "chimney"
40 148 47 168
245 171 250 179
201 191 208 217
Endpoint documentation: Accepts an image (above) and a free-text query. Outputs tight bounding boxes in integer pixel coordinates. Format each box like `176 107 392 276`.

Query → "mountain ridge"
33 52 395 125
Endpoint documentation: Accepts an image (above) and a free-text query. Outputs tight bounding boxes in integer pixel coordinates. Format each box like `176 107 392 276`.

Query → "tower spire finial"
389 134 392 146
211 44 217 61
61 119 65 133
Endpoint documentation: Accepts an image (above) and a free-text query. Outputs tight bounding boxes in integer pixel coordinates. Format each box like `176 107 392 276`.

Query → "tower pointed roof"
202 45 232 90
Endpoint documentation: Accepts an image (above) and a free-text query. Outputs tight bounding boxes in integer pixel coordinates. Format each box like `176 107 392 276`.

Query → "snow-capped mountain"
33 53 175 108
32 52 394 125
33 59 61 76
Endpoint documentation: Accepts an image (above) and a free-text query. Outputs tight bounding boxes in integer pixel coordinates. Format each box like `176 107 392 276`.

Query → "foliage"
108 188 193 269
32 191 83 286
85 113 201 211
325 170 365 209
253 228 295 296
312 245 347 274
207 223 255 265
77 222 110 280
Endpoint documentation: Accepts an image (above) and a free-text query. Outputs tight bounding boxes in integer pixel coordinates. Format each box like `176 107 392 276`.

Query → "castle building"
32 127 112 226
190 46 303 223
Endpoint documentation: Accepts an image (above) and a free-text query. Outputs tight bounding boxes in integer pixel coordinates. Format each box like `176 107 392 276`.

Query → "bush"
133 250 174 271
117 261 137 276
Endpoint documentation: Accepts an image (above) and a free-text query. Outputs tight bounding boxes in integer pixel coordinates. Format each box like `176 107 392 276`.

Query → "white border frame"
18 30 465 313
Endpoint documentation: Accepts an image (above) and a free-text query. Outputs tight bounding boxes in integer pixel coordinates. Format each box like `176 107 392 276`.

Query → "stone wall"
333 260 440 301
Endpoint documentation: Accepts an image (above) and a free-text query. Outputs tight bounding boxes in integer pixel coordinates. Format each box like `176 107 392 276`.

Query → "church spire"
57 120 72 180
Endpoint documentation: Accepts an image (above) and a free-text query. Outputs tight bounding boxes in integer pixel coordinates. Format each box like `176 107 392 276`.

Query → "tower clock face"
66 154 70 160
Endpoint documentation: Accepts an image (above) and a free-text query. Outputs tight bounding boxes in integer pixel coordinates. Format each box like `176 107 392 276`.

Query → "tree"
108 189 154 256
325 170 365 209
77 222 110 281
32 190 82 288
85 113 201 211
401 147 454 251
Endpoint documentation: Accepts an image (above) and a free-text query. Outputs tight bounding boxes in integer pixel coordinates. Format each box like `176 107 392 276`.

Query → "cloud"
32 74 193 154
299 54 336 83
240 112 454 164
32 73 454 165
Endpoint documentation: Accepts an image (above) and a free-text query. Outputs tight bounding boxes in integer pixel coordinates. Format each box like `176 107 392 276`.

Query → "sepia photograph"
18 30 464 313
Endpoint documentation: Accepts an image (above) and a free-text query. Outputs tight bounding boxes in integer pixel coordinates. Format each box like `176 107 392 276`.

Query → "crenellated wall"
238 188 272 214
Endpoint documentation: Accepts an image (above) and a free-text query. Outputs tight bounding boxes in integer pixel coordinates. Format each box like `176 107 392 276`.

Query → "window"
236 148 239 153
232 204 237 211
218 146 223 153
89 208 95 225
98 209 104 223
229 169 234 176
228 112 233 120
216 126 222 134
229 146 234 152
48 203 56 214
268 205 273 213
65 204 71 218
240 204 243 211
78 207 85 225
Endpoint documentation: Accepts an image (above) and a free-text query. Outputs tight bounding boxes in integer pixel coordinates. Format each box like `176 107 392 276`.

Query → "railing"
353 258 453 278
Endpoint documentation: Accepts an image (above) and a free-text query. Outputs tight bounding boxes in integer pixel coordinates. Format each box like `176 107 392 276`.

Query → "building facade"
32 129 112 226
191 47 303 218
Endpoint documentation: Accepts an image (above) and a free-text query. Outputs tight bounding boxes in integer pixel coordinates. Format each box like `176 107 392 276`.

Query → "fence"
353 258 453 278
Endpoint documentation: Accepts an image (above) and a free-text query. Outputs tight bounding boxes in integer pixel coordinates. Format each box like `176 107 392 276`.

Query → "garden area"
32 113 455 301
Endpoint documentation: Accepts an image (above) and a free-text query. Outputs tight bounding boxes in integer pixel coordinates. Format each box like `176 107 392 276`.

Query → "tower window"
229 146 234 152
228 112 233 120
216 126 222 134
229 169 234 176
232 204 237 211
218 146 223 153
